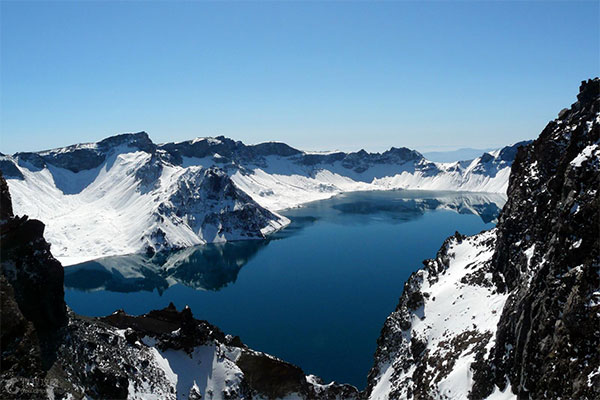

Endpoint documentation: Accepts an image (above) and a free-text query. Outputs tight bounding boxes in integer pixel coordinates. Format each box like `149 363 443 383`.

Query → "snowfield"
1 133 525 265
367 230 513 400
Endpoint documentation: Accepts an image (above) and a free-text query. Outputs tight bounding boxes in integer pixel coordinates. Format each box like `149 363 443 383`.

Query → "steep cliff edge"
365 79 600 399
482 79 600 399
0 172 67 382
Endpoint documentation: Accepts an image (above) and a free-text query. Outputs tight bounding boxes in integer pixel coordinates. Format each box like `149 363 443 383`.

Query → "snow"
369 230 513 400
132 340 344 399
134 340 245 400
487 383 516 400
570 144 600 167
368 362 395 400
231 152 511 212
4 138 516 264
8 149 159 264
5 146 288 265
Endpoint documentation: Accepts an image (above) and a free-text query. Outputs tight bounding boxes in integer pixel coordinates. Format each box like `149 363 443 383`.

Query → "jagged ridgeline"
1 129 525 266
365 79 599 399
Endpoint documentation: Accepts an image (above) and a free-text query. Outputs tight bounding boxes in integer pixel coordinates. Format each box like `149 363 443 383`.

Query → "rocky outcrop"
0 137 291 264
0 157 23 180
365 79 600 399
14 131 156 173
0 172 67 382
478 79 600 399
161 167 285 245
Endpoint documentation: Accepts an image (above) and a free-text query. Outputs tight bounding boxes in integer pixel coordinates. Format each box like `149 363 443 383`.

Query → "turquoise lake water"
64 190 503 389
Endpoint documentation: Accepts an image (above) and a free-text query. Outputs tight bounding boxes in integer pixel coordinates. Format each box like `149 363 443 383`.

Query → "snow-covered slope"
366 230 512 399
1 134 289 265
178 139 526 210
1 133 526 264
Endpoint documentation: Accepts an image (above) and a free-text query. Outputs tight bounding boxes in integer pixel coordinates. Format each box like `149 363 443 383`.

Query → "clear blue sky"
1 1 598 154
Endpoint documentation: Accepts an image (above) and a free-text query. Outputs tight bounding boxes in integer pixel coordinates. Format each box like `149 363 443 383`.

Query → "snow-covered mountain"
423 147 497 163
365 79 600 399
0 134 289 265
1 134 526 265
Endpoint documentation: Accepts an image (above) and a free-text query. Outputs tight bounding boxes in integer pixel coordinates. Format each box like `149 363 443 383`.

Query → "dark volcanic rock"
0 203 67 334
0 171 67 339
1 172 14 219
15 151 46 171
12 131 156 174
0 273 43 378
100 302 237 351
1 171 67 394
0 159 24 180
236 351 307 398
481 79 600 399
151 167 285 254
96 131 156 153
41 148 106 173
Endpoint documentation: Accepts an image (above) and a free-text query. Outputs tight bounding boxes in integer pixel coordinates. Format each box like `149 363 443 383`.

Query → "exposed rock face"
15 131 157 173
0 214 67 334
0 157 24 180
0 171 67 397
0 172 68 380
478 79 600 399
365 79 600 399
1 172 14 219
1 137 291 265
160 167 284 247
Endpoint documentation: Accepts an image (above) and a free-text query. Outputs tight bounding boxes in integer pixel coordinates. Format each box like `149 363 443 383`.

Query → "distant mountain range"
422 147 498 162
0 136 529 264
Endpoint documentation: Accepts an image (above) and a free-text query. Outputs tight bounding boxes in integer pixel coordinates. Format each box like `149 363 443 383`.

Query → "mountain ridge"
1 134 528 265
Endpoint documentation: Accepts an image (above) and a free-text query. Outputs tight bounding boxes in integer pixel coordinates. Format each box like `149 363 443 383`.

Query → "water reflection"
65 191 505 294
282 190 506 225
64 240 269 293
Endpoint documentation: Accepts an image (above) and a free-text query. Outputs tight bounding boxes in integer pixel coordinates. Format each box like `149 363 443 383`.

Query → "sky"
1 1 598 155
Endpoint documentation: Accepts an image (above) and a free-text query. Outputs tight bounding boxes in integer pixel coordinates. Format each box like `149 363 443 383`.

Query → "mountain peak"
577 77 600 106
97 131 155 152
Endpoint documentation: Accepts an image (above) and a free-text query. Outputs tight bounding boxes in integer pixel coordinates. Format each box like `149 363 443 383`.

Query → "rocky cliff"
480 78 600 399
365 79 600 399
0 172 67 383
